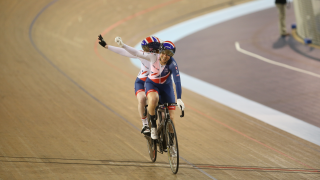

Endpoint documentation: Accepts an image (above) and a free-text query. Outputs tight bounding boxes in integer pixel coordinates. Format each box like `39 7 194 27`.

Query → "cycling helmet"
141 36 161 52
160 41 176 56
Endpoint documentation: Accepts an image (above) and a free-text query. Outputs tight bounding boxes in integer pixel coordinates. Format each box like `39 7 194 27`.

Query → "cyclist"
98 35 161 135
115 37 185 140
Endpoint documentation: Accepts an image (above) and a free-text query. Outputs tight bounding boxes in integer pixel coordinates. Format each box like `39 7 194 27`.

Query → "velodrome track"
1 0 320 179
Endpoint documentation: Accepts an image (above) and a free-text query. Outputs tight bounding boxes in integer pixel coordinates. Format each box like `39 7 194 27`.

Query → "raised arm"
115 37 157 63
108 45 137 58
98 34 136 58
98 35 141 58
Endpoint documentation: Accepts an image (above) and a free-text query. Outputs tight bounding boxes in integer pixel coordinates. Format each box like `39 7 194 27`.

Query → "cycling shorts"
134 78 145 96
145 78 176 110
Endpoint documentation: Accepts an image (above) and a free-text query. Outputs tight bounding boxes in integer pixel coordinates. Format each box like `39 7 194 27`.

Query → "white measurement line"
235 42 320 78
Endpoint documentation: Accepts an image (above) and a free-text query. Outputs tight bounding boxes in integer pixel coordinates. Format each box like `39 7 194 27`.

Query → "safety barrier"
293 0 320 45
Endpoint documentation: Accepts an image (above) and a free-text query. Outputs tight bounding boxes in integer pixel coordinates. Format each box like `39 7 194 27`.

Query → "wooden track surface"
1 0 319 179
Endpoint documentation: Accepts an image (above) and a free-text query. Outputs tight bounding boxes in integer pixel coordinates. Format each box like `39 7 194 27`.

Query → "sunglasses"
160 49 174 56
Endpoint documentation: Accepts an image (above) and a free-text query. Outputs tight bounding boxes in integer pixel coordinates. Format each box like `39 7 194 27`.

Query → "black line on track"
28 0 139 132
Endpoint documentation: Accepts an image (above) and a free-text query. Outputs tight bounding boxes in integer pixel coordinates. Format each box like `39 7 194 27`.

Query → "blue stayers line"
28 0 139 131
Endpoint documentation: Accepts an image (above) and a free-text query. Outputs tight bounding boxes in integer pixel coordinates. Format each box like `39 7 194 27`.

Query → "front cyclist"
115 37 185 140
98 35 161 135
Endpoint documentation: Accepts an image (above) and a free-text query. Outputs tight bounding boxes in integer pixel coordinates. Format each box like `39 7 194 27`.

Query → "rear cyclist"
115 37 185 140
98 35 161 135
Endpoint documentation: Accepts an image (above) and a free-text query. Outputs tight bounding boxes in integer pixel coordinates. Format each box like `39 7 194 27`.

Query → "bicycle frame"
144 102 184 174
144 103 183 153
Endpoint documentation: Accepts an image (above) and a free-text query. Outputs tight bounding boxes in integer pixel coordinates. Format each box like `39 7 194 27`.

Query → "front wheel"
146 114 157 162
146 137 157 162
165 119 179 174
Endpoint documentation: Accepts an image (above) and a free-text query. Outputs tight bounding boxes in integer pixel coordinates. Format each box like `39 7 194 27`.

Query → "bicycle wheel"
146 136 157 162
146 114 157 162
165 119 179 174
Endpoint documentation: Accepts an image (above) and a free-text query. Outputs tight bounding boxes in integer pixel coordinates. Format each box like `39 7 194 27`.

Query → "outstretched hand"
98 34 107 47
115 36 124 47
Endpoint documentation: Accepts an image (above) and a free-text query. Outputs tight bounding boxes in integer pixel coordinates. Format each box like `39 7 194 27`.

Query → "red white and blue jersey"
148 55 179 85
136 57 150 81
122 44 182 99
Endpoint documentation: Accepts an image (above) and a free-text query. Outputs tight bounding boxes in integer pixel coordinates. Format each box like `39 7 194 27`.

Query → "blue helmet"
141 36 161 52
160 41 176 56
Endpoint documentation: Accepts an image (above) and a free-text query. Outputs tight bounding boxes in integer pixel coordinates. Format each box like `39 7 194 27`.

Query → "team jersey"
108 45 150 81
122 44 182 99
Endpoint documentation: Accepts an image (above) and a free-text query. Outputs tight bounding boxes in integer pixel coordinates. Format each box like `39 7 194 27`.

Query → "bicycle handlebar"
179 106 184 118
163 103 184 118
144 103 184 118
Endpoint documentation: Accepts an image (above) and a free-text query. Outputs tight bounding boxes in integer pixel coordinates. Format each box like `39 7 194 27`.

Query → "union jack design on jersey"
148 55 172 84
120 42 182 99
136 50 151 81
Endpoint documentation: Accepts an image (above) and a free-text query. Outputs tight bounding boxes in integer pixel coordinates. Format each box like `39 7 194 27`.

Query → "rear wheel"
165 119 179 174
146 114 157 162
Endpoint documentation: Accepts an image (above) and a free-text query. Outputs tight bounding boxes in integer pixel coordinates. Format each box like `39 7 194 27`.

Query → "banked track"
1 0 320 179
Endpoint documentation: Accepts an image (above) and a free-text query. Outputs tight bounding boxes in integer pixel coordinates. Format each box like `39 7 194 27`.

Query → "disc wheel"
165 119 179 174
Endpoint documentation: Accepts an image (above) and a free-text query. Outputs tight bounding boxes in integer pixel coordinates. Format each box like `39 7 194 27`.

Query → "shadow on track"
272 37 287 49
1 155 319 174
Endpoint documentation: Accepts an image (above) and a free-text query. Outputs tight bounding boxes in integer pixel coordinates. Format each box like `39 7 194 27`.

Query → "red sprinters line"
197 165 320 173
